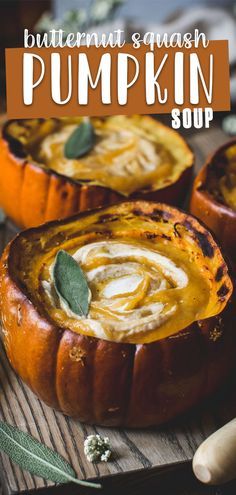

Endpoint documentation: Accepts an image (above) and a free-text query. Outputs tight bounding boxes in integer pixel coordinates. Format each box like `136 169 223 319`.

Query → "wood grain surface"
0 121 236 495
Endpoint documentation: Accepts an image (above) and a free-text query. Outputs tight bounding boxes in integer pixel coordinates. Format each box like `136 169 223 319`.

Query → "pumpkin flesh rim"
4 201 233 345
193 139 236 217
2 116 194 197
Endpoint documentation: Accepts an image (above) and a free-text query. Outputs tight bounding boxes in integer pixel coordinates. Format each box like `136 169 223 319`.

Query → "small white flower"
84 434 112 462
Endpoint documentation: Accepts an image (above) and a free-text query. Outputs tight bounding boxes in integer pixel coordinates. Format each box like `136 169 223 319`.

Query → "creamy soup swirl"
42 239 209 343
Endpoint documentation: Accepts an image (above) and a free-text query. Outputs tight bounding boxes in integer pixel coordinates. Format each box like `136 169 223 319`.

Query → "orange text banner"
5 41 230 119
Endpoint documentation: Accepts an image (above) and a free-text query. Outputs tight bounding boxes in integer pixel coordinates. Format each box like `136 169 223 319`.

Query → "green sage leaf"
64 121 95 158
53 250 90 317
0 421 101 488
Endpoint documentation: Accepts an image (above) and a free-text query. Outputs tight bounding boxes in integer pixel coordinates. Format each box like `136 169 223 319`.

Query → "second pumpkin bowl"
190 140 236 267
0 115 193 228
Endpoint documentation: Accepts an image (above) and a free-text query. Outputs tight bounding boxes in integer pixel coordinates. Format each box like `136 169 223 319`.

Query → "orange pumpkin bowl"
0 116 194 229
0 201 234 427
190 140 236 266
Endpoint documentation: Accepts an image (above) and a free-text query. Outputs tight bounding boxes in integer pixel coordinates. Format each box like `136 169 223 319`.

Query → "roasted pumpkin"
0 201 234 427
0 116 193 229
190 140 236 266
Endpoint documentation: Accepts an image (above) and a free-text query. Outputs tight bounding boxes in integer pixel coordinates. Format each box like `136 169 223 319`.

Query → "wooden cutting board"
1 332 236 495
0 124 235 495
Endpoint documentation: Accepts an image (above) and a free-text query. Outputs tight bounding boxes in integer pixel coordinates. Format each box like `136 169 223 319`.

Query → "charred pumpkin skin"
0 201 234 427
190 140 236 266
0 118 193 229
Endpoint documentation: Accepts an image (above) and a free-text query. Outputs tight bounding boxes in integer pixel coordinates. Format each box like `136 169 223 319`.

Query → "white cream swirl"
44 241 189 341
39 124 160 180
